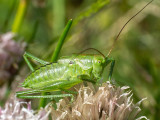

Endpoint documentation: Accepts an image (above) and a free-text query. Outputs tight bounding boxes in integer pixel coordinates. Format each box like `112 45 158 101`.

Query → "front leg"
106 58 115 81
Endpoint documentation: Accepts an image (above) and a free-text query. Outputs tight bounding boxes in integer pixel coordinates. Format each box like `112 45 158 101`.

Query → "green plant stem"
73 0 110 25
51 19 73 62
38 19 73 109
12 0 29 33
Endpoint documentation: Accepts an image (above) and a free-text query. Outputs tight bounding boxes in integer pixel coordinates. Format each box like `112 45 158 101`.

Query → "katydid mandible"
16 0 153 101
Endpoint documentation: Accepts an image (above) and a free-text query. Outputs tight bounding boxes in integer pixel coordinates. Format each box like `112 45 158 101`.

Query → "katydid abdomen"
22 63 80 90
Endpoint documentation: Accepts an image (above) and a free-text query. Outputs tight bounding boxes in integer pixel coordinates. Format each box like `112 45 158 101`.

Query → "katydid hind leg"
18 94 74 102
16 89 74 102
23 52 49 72
16 89 43 97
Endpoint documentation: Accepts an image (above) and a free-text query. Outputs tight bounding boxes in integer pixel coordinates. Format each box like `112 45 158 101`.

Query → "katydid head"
92 55 106 78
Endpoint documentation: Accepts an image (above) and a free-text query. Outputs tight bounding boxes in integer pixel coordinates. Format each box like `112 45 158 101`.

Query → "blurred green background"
0 0 160 119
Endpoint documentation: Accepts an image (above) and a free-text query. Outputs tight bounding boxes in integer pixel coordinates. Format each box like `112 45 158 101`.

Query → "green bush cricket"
16 0 153 102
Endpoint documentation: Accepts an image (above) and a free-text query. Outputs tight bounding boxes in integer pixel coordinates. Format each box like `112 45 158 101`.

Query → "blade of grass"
12 0 29 33
73 0 110 25
38 19 73 109
51 19 73 62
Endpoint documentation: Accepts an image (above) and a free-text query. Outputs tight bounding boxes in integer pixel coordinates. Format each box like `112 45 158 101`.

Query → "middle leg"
23 52 50 72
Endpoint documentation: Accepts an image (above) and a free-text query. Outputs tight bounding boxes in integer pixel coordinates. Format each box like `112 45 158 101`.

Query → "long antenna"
107 0 153 57
78 48 105 58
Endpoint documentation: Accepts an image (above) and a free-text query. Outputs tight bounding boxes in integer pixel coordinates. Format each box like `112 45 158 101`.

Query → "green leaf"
74 0 110 25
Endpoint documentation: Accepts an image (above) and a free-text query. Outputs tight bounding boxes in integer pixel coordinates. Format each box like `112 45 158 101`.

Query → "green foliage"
0 0 159 119
74 0 110 25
